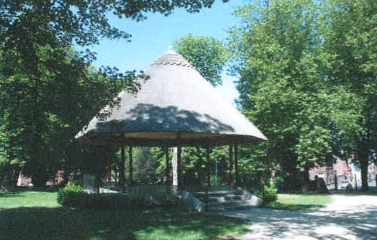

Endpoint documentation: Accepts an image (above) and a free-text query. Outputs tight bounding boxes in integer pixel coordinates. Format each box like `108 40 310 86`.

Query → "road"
223 195 377 240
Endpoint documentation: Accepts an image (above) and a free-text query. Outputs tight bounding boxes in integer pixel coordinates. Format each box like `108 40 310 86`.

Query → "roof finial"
165 45 177 55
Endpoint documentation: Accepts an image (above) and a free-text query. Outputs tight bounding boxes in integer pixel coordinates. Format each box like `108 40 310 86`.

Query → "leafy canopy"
174 34 228 86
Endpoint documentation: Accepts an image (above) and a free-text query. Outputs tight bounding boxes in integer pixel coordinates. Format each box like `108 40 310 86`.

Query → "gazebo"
76 51 267 193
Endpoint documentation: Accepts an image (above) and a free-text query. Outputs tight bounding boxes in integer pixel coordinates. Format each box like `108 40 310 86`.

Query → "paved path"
223 195 377 240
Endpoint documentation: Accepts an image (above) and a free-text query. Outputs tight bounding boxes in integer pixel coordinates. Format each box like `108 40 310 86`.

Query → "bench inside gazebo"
76 51 267 211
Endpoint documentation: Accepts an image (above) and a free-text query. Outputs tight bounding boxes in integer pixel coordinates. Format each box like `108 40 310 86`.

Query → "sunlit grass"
0 191 60 209
265 193 332 210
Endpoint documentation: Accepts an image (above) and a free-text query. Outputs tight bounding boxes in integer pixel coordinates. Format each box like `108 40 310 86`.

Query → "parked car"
341 180 353 190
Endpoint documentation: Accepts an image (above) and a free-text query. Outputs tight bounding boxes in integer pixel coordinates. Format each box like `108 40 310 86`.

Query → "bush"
255 182 278 205
57 184 177 210
57 183 84 207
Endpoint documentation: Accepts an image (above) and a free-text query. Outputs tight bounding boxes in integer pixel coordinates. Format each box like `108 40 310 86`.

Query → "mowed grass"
265 193 332 210
0 191 60 209
0 191 249 240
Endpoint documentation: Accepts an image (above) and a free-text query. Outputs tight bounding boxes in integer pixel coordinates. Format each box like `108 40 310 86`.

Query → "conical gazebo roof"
76 51 267 147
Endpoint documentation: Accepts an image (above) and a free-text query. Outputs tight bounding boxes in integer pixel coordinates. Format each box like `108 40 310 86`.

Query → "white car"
341 180 353 190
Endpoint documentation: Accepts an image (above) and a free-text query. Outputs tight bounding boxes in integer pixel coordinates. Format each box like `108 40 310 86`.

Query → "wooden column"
177 145 182 190
198 148 203 183
165 147 170 184
206 146 211 187
229 145 234 189
129 146 133 186
234 144 239 187
205 145 211 212
107 149 113 184
119 144 125 192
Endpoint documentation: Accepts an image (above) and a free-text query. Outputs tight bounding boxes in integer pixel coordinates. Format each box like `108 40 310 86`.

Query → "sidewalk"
222 195 377 240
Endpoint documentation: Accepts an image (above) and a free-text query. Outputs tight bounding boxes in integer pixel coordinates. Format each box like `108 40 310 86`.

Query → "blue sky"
86 0 247 104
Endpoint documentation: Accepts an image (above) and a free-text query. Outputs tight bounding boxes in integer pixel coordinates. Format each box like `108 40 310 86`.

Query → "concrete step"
199 195 243 204
209 203 255 212
190 189 260 212
194 190 242 197
224 194 243 201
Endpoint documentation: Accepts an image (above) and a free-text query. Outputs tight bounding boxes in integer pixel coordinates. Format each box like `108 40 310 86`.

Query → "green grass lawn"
0 190 249 240
265 193 332 210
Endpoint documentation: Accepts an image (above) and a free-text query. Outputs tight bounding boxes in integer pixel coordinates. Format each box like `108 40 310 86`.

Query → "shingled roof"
75 51 267 147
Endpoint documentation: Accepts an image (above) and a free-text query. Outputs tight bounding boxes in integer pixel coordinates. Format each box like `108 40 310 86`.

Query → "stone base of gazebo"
118 184 262 212
179 185 262 212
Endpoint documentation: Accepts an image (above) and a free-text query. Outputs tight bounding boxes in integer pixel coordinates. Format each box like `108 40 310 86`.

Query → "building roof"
75 51 267 147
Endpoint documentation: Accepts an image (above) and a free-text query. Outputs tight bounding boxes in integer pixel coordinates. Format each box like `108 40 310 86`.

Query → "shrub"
57 183 84 207
57 184 178 210
255 182 278 205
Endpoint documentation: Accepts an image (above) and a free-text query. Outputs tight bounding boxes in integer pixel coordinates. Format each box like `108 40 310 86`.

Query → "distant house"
368 164 376 180
17 174 33 187
309 156 376 188
17 170 65 187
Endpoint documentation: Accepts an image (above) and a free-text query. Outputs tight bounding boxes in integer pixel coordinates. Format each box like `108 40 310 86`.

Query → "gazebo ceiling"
75 51 267 147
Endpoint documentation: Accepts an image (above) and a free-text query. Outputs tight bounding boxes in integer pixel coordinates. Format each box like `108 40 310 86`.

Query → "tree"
0 0 228 188
0 46 138 188
229 0 363 190
173 34 228 86
0 1 227 48
320 0 377 190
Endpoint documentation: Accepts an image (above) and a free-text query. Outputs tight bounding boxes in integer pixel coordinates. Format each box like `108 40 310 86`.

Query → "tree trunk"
32 166 48 189
1 164 11 190
10 166 21 189
360 156 369 191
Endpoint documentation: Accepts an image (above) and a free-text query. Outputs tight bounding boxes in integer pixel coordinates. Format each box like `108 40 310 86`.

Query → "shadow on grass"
0 206 249 240
0 191 23 198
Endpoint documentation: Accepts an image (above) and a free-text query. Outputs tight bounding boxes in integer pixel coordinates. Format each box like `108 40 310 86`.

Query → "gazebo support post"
165 147 170 184
229 145 234 189
120 144 125 192
177 145 182 190
234 144 239 187
107 149 112 184
206 146 211 187
205 145 211 211
129 146 133 186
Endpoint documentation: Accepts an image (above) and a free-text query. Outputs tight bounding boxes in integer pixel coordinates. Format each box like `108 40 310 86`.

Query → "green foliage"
256 182 278 205
319 0 377 190
174 34 228 86
0 45 142 188
228 0 366 190
57 183 84 207
134 148 161 183
0 1 225 48
57 183 177 210
0 0 228 189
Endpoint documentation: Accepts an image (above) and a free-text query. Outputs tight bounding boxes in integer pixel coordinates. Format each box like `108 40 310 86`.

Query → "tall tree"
320 0 377 190
0 0 228 188
229 0 363 190
0 46 138 188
